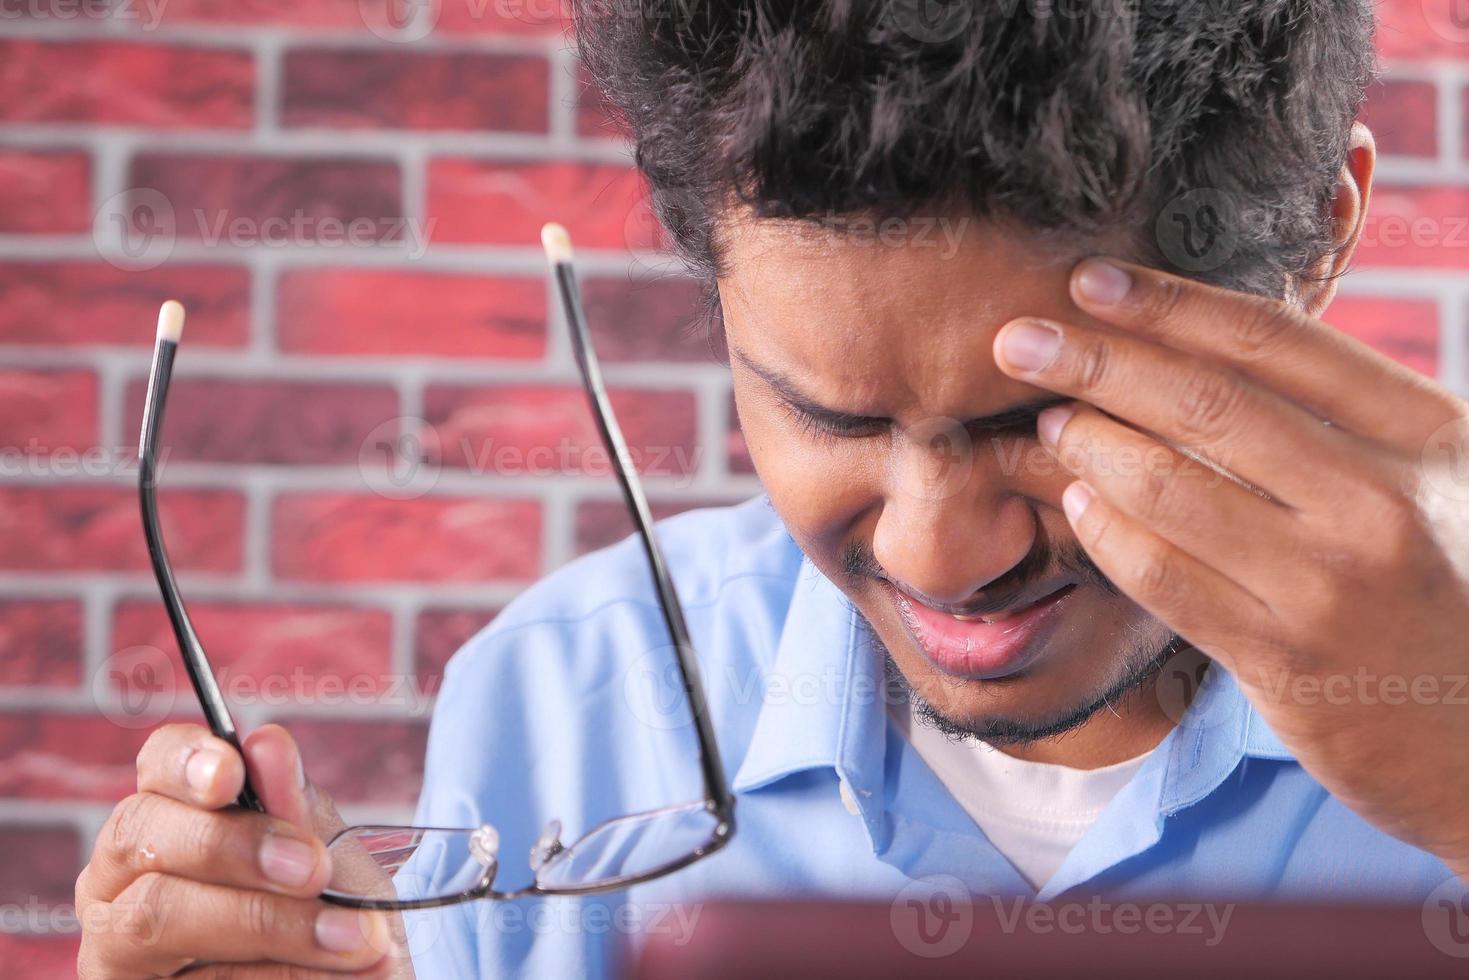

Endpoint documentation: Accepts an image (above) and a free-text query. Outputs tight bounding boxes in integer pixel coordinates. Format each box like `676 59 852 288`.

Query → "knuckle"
1133 546 1183 608
178 807 231 867
1175 368 1246 438
1144 274 1188 326
117 869 171 919
107 793 160 868
1230 300 1297 357
1131 466 1174 522
1073 339 1112 392
239 888 282 940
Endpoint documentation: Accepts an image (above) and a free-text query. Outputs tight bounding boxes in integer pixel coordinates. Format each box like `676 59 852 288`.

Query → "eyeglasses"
137 223 735 910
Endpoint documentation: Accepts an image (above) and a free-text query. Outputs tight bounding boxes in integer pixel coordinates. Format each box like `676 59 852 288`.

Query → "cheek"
732 382 879 543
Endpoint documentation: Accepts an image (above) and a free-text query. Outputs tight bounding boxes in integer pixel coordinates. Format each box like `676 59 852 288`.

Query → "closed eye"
780 398 890 442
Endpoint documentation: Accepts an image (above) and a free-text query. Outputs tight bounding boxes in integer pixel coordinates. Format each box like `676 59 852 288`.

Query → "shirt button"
838 779 860 816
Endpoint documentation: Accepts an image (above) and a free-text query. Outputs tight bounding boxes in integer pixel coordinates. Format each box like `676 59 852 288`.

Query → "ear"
1297 122 1376 318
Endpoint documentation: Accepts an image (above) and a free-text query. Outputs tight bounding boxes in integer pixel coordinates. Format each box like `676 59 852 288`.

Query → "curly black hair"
574 0 1376 297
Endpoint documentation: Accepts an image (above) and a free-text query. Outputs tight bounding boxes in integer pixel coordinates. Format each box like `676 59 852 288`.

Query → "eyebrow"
730 345 1070 433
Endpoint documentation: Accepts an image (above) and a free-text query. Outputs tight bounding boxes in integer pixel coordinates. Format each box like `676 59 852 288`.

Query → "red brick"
0 824 81 906
576 62 627 140
272 493 541 583
1375 0 1469 59
1325 296 1439 376
0 712 167 801
0 261 249 348
426 159 651 249
0 599 83 687
127 155 403 246
729 391 754 475
0 40 252 128
1360 79 1438 158
122 377 398 466
0 369 97 453
274 717 427 805
414 606 498 688
112 600 394 700
151 0 370 28
1355 185 1469 269
582 276 719 362
422 385 699 477
0 150 91 234
0 935 80 978
436 0 569 36
284 48 549 133
0 486 243 574
277 268 545 358
574 498 721 555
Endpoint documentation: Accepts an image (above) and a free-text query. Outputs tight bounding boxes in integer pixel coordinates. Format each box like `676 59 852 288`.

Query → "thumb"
242 723 316 833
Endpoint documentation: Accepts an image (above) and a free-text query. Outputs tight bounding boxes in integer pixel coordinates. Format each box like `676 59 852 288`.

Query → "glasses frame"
137 239 736 911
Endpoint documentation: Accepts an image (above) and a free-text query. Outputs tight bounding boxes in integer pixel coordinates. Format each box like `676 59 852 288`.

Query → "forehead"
715 213 1105 412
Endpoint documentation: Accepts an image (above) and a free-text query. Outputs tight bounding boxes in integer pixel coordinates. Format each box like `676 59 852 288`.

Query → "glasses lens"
323 825 498 906
536 802 724 891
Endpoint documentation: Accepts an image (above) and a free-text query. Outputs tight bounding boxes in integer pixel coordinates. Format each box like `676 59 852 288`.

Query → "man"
77 1 1469 977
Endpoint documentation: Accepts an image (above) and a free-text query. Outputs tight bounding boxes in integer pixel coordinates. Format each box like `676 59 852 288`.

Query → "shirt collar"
730 557 1295 823
731 558 889 842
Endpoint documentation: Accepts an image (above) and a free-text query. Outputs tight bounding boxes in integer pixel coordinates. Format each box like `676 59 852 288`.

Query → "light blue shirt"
403 495 1458 977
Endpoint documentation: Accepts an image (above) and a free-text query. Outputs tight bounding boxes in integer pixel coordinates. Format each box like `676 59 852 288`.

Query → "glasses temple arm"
552 264 735 819
139 339 264 813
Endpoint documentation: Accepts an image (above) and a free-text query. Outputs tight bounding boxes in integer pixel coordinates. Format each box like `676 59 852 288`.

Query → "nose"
870 426 1036 606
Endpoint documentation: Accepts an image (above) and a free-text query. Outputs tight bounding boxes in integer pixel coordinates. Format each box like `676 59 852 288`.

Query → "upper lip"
889 575 1078 620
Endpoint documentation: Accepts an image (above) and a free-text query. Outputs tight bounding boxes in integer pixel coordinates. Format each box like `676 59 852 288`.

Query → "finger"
1067 257 1457 451
178 959 403 980
1059 477 1273 676
136 724 247 810
84 792 331 904
993 313 1392 509
244 724 316 834
100 874 394 977
1038 401 1301 591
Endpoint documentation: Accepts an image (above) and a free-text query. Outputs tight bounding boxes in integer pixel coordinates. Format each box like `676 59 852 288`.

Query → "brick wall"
0 1 1466 973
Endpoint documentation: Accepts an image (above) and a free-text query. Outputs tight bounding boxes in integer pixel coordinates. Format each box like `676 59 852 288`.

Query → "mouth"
886 580 1078 680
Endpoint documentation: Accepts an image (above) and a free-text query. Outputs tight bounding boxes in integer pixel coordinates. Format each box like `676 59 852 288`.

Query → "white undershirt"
895 702 1153 890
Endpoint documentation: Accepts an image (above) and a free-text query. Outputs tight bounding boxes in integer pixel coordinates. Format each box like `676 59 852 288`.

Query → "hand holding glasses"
138 224 735 911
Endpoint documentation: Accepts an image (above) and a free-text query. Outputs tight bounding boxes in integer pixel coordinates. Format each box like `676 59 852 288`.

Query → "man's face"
717 214 1179 742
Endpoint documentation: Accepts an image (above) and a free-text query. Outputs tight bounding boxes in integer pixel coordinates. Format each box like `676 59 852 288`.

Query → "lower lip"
890 584 1077 680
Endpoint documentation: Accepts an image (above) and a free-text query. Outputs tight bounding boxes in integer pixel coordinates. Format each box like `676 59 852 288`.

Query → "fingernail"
185 749 222 794
315 908 370 954
1062 481 1094 523
1075 260 1132 305
260 833 317 889
999 320 1063 373
1037 404 1075 446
